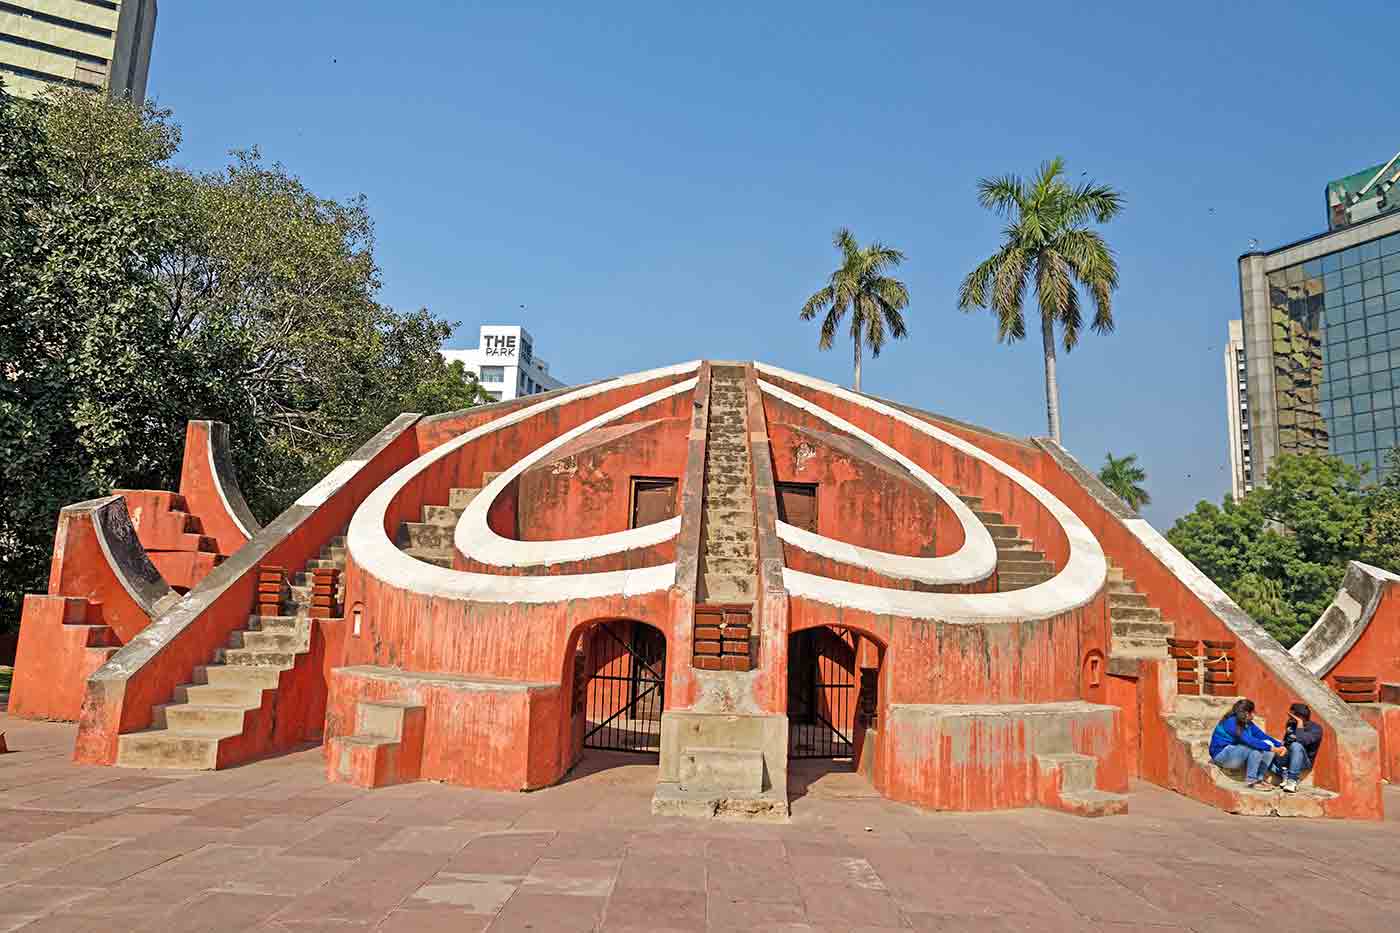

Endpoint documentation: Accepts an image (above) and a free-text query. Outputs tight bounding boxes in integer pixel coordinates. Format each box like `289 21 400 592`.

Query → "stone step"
448 487 482 510
974 511 1004 525
704 508 752 525
702 556 756 577
218 648 297 668
1058 788 1130 818
196 664 283 690
117 730 229 770
958 494 984 509
404 547 454 568
173 683 265 707
1000 559 1054 576
398 522 451 550
249 615 304 633
1107 591 1149 608
228 629 308 653
996 548 1045 564
423 504 463 528
701 574 755 603
1111 605 1162 622
304 558 340 571
158 703 252 733
999 571 1053 589
1110 636 1168 656
982 523 1020 540
1111 619 1172 638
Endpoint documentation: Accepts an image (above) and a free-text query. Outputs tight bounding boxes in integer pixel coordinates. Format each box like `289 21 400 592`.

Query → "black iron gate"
788 628 856 758
582 622 665 753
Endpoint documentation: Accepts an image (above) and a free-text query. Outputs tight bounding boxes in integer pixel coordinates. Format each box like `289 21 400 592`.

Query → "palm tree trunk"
853 337 862 393
1041 311 1062 443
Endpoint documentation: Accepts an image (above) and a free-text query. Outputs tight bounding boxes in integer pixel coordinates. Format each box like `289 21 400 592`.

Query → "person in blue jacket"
1209 698 1286 787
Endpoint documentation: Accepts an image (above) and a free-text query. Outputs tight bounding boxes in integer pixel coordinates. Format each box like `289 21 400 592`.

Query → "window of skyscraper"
1269 232 1400 481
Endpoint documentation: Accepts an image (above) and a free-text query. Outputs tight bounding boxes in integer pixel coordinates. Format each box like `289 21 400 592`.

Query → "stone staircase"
1162 693 1338 816
699 368 758 606
394 474 499 568
114 536 347 770
1035 750 1130 817
328 699 425 788
1106 565 1170 662
957 494 1056 591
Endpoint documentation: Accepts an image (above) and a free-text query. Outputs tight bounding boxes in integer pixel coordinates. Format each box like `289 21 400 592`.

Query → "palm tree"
959 158 1124 443
1099 451 1151 512
801 228 910 392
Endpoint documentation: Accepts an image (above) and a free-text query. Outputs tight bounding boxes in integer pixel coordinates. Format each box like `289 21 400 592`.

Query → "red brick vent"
256 565 287 618
1202 639 1236 696
694 604 753 672
1167 638 1199 695
310 568 341 619
1334 674 1379 704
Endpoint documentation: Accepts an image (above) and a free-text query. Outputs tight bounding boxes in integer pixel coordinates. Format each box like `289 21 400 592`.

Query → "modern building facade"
1223 320 1253 499
1239 206 1400 484
441 324 564 402
0 0 156 102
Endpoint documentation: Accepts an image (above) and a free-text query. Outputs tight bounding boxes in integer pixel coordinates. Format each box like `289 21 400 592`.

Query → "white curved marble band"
754 362 1106 622
348 361 700 603
759 379 995 586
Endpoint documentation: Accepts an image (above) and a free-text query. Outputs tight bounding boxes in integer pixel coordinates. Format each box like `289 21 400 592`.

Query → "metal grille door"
788 628 856 758
582 622 665 753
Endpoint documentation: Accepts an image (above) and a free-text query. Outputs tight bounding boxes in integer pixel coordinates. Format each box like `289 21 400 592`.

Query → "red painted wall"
517 419 689 542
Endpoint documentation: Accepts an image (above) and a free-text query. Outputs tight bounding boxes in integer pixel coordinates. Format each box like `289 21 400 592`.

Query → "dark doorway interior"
582 621 666 753
630 477 678 528
775 482 818 532
787 627 856 758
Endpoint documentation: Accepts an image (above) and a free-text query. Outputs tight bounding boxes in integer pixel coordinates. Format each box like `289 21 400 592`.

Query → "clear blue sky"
147 2 1394 527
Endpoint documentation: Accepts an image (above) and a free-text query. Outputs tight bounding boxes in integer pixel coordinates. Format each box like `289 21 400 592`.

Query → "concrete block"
679 746 763 794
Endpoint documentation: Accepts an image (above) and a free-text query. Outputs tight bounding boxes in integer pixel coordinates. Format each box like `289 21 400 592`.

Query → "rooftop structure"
441 324 563 402
0 0 157 102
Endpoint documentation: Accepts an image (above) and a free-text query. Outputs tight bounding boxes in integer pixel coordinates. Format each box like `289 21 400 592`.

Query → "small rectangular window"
630 477 678 528
480 366 505 382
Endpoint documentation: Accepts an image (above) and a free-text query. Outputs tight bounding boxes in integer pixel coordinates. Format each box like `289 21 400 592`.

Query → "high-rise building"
1223 320 1253 499
1239 162 1400 485
0 1 157 102
441 325 565 403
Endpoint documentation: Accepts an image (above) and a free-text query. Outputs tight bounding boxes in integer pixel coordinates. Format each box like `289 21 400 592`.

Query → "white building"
1224 319 1253 499
442 325 564 402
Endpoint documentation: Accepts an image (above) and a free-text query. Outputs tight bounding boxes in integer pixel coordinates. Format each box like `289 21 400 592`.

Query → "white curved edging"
1291 561 1400 677
348 361 699 603
758 379 995 586
755 362 1106 622
455 378 696 567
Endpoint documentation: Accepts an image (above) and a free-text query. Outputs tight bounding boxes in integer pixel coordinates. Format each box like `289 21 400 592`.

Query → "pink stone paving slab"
4 718 1400 933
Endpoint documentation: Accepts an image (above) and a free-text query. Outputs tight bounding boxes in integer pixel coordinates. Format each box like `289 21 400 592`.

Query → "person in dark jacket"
1270 702 1323 793
1208 698 1285 787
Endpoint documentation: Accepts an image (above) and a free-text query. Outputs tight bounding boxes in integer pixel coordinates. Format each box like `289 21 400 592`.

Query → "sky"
145 1 1395 528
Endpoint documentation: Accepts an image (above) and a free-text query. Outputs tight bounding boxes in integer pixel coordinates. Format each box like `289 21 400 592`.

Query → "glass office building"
1239 212 1400 486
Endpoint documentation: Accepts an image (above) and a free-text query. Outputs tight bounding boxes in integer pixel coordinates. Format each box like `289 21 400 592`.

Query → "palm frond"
977 174 1023 217
800 283 835 321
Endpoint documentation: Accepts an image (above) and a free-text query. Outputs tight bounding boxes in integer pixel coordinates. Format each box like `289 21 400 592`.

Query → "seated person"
1209 698 1286 788
1270 702 1323 793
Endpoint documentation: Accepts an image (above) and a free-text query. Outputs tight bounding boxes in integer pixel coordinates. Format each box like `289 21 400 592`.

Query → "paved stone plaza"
1 715 1398 932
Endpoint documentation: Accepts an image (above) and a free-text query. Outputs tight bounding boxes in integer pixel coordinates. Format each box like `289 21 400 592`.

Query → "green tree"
0 82 482 629
959 158 1124 443
1098 451 1151 511
800 228 910 392
1166 453 1365 646
1361 446 1400 571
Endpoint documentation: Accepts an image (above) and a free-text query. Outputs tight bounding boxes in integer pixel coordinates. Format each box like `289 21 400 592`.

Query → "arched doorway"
580 620 666 754
787 625 885 799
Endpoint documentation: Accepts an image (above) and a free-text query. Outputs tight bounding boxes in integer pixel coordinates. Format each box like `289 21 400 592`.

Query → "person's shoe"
1281 778 1298 793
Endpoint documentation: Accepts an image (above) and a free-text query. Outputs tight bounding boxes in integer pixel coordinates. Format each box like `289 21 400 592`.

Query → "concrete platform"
3 714 1400 932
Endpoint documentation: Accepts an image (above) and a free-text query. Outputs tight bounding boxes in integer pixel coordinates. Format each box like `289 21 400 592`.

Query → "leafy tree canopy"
1098 451 1150 512
1166 452 1389 647
0 81 485 627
